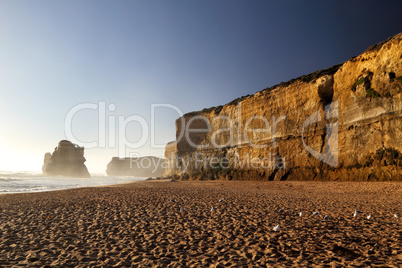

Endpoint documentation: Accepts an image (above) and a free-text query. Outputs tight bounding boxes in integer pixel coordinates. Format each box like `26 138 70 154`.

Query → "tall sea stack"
42 140 90 177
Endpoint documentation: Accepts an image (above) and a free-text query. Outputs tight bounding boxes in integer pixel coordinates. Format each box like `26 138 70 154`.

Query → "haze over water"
0 171 146 194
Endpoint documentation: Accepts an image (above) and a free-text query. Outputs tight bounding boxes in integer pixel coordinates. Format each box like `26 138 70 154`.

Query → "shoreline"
0 180 401 266
0 175 149 195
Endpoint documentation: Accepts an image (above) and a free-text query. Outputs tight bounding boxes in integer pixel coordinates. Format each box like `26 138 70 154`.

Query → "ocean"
0 171 146 194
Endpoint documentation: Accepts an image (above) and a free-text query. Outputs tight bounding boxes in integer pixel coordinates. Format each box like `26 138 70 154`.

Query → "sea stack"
42 140 90 177
106 156 164 177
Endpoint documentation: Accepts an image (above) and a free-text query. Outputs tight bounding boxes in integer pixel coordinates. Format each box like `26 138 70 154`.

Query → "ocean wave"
0 175 145 194
0 177 21 182
0 171 43 177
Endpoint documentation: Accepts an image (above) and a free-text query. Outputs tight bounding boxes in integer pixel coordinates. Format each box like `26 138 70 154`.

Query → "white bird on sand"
394 214 399 218
180 207 185 214
323 215 328 221
312 212 320 216
169 198 175 203
219 198 224 202
367 215 371 220
211 206 214 212
278 208 284 213
353 209 362 217
273 224 280 232
299 212 303 217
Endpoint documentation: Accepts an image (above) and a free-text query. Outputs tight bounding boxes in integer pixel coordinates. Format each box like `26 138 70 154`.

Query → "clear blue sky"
0 0 401 173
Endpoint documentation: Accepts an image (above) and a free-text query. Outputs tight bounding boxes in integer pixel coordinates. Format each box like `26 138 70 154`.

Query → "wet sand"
0 180 401 267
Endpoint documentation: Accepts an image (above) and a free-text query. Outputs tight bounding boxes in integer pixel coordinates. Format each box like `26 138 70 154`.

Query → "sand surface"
0 180 401 267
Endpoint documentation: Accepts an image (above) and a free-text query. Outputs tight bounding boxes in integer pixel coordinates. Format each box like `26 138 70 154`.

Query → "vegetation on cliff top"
183 63 342 117
364 33 401 53
183 34 402 119
262 64 343 93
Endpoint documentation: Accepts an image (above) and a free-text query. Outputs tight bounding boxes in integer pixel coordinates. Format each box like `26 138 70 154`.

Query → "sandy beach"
0 180 401 267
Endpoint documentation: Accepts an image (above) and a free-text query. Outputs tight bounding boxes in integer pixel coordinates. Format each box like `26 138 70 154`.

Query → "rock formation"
163 32 402 181
42 140 90 177
106 156 164 177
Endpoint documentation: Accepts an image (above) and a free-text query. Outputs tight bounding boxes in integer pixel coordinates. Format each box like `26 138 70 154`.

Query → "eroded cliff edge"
163 32 402 181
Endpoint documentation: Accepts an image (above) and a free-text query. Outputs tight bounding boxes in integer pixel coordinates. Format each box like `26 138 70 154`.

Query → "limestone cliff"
42 140 90 177
164 32 402 181
106 156 164 177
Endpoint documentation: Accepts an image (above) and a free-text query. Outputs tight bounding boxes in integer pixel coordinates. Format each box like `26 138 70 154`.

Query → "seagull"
211 206 214 212
394 214 399 218
299 212 303 217
219 198 224 202
169 198 175 203
353 209 362 217
323 215 328 221
180 207 185 214
312 212 320 216
273 224 280 232
278 208 284 213
367 215 371 220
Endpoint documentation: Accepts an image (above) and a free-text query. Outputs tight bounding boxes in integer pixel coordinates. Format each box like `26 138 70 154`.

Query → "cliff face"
106 156 164 177
164 32 402 181
42 140 90 177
